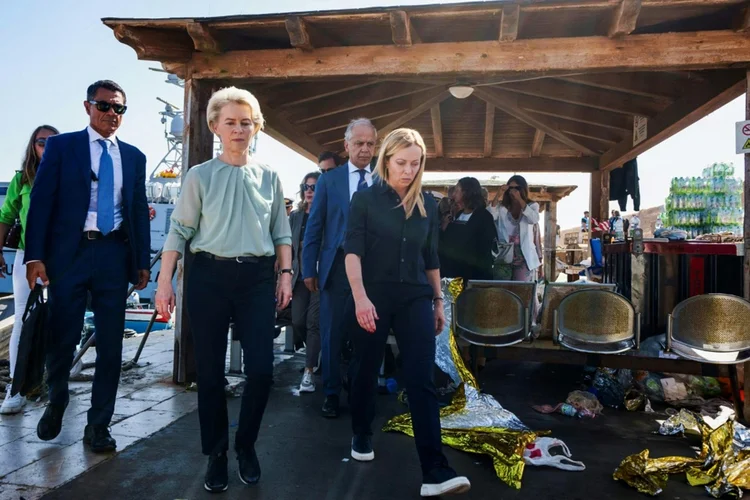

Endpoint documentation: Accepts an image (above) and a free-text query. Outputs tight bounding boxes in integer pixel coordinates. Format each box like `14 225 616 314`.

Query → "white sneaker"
299 371 315 393
420 469 471 497
0 386 27 415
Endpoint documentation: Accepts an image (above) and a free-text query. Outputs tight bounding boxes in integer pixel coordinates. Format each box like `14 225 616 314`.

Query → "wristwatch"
279 269 293 276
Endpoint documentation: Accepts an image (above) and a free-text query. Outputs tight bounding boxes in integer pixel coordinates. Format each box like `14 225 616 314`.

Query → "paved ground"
39 355 712 500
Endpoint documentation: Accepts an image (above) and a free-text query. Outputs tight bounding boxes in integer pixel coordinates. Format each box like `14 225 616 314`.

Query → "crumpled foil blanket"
382 278 541 489
613 409 750 497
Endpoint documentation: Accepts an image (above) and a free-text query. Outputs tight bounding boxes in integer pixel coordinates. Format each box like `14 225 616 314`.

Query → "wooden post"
544 201 558 283
173 77 214 384
743 70 750 422
590 170 610 224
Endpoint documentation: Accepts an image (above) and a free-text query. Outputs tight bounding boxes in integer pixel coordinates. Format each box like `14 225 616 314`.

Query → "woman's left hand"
276 273 292 310
433 301 445 335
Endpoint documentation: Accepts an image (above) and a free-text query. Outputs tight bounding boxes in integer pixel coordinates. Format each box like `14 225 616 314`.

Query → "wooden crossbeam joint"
484 103 495 157
390 11 413 46
500 5 520 42
531 130 546 157
609 0 642 38
285 16 313 50
186 22 222 54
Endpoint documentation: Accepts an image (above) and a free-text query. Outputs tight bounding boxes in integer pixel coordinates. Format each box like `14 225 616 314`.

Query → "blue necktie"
357 169 368 192
96 139 115 235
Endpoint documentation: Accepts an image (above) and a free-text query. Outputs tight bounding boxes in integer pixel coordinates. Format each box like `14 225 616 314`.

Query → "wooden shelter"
104 0 750 414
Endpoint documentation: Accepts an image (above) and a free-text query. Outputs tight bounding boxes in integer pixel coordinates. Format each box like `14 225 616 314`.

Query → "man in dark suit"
303 119 377 418
25 80 151 452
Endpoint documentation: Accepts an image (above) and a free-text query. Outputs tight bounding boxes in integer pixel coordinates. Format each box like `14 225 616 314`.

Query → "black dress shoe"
37 403 67 441
83 425 117 453
321 395 339 418
237 448 261 485
204 452 229 493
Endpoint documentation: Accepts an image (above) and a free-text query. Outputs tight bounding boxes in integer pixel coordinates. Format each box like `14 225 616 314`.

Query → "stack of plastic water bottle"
661 162 744 239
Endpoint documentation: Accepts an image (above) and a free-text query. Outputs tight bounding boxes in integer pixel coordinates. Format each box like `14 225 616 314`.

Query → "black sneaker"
204 452 229 493
350 434 374 462
37 403 67 441
321 395 339 418
83 425 117 453
237 448 261 485
420 467 471 497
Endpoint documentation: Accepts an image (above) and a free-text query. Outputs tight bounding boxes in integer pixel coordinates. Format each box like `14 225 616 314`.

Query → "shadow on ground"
43 358 707 500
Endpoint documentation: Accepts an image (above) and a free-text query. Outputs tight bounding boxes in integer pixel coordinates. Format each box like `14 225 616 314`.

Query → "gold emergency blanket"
613 410 750 497
382 278 540 489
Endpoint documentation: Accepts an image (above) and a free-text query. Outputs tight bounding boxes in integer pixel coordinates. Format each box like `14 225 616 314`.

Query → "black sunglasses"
301 183 316 192
508 186 519 190
88 100 127 115
34 138 48 147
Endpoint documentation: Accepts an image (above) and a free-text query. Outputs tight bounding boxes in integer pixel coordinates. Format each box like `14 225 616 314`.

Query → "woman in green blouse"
0 124 59 415
155 87 292 493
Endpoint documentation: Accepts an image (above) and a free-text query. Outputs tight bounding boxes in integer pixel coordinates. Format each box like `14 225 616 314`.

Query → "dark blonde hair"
21 125 59 186
373 128 427 219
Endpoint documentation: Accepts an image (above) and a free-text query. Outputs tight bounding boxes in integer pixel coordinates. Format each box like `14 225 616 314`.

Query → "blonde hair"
206 86 265 131
373 128 427 219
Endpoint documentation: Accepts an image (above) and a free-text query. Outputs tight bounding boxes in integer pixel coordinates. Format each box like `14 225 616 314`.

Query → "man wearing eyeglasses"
24 80 151 453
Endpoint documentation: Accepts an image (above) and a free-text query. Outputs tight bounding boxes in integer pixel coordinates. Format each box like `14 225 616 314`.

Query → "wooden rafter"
304 96 413 135
484 103 495 157
390 11 413 46
379 90 451 137
431 104 444 157
186 22 222 54
609 0 642 37
740 6 750 32
544 117 626 144
285 16 312 50
513 93 633 132
499 5 520 42
559 73 680 100
425 157 597 173
267 81 381 109
531 130 546 157
473 87 597 156
600 76 746 170
188 31 750 80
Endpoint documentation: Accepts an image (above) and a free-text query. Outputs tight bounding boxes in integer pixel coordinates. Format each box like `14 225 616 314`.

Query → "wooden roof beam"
560 73 680 100
474 87 597 156
112 25 192 62
379 90 451 137
259 99 323 161
531 130 546 157
740 6 750 32
499 5 520 42
285 16 313 50
609 0 642 38
268 81 381 109
189 31 750 80
430 104 444 157
484 103 495 157
600 75 746 170
390 11 415 46
425 157 597 173
513 93 633 132
186 22 222 54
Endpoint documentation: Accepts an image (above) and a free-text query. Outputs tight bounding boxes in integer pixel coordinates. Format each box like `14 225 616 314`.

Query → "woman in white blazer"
492 175 541 281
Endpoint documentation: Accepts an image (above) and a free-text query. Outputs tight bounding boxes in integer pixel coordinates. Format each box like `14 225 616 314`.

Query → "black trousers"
350 285 448 476
47 236 128 426
186 253 276 456
320 251 352 396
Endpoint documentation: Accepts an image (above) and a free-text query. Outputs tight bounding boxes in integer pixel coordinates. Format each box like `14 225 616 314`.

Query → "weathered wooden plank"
544 201 558 283
268 81 381 109
484 103 495 157
188 31 750 80
513 93 633 132
285 16 313 50
112 25 192 62
431 104 444 157
531 130 546 157
560 73 680 100
426 157 597 173
600 75 746 170
609 0 642 38
390 11 413 46
474 87 598 156
186 22 222 54
548 118 626 143
740 6 750 32
499 5 520 42
379 90 452 137
589 170 610 223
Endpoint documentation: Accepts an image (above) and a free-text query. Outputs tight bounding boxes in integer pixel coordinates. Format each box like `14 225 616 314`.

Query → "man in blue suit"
303 118 377 418
25 80 151 452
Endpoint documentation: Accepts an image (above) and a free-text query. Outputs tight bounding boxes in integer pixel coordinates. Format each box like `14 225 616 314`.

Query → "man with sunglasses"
24 80 151 453
318 151 342 173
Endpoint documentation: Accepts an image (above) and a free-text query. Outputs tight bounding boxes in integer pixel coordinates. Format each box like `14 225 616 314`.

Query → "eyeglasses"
88 100 127 115
301 184 316 192
508 186 519 190
34 138 48 147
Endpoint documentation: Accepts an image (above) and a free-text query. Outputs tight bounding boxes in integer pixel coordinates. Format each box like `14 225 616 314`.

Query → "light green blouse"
163 157 292 258
0 172 31 250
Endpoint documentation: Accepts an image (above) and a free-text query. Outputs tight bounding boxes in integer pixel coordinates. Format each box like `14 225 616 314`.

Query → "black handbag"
4 219 21 249
11 285 48 397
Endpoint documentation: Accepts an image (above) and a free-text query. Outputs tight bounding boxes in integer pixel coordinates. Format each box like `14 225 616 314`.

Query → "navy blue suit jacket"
302 165 354 290
24 129 151 285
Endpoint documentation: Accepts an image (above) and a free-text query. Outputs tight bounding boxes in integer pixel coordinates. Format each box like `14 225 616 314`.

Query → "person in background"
285 198 294 216
318 151 342 173
494 175 541 282
581 211 590 233
439 177 496 281
155 87 292 493
303 118 377 419
25 80 151 452
345 128 471 497
291 171 321 393
0 124 59 415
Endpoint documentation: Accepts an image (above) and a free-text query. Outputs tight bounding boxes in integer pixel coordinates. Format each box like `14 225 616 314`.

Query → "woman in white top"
494 175 540 282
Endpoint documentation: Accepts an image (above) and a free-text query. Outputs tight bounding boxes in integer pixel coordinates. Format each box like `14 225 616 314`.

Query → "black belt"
200 253 272 264
82 230 125 241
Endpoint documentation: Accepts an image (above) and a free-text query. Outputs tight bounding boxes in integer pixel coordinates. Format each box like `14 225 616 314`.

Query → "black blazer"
439 208 496 281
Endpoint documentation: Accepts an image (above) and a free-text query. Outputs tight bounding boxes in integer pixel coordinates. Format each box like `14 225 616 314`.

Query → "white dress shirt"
85 126 124 232
348 161 373 200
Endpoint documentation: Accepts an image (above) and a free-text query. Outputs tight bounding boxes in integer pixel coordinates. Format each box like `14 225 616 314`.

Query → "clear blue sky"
0 0 745 230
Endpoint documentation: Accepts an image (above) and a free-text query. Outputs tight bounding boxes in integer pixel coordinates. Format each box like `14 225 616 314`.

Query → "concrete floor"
40 356 712 500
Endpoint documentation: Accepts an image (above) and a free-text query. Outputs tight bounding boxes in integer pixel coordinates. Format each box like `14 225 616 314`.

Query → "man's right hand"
304 277 318 292
26 261 49 289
